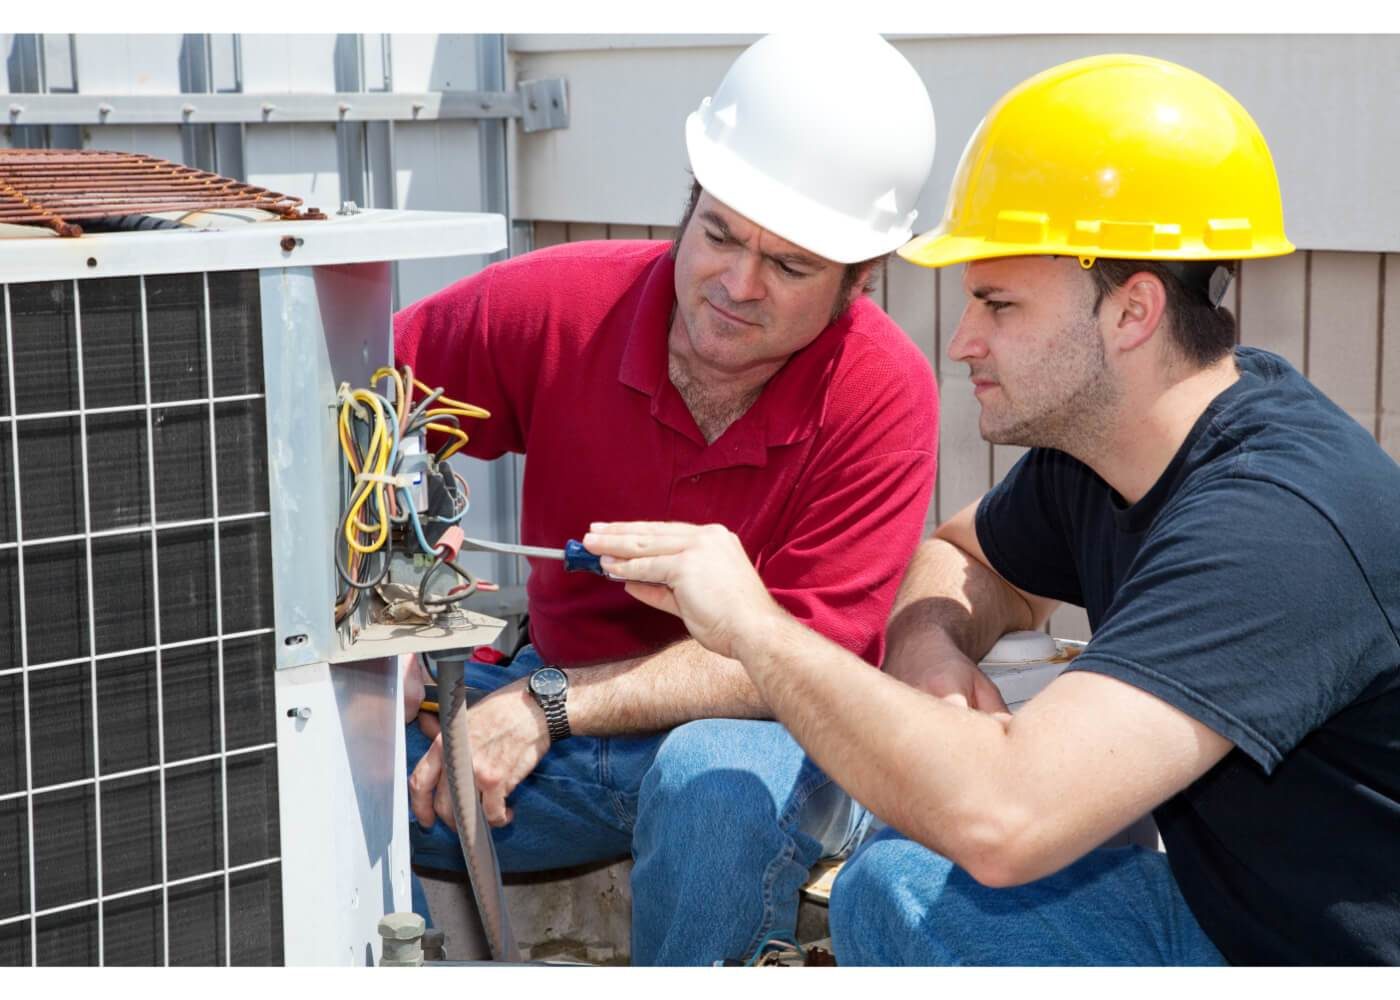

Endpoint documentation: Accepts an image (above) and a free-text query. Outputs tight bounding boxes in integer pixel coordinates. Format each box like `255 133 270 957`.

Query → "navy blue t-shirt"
976 348 1400 964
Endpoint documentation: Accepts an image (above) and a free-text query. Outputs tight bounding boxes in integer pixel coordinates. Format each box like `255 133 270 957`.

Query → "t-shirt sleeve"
392 264 531 459
975 448 1086 606
1068 477 1388 772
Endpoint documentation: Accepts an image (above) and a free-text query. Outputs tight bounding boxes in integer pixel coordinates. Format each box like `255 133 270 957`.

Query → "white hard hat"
685 34 936 264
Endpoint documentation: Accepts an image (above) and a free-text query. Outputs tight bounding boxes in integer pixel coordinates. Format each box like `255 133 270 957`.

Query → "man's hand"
892 649 1012 720
402 655 428 724
409 679 551 829
583 521 785 661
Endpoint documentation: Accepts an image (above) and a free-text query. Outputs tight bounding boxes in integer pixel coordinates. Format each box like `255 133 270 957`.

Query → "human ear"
1112 273 1168 353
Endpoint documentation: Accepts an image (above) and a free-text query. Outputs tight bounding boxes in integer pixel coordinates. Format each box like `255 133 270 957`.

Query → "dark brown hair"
1086 259 1239 368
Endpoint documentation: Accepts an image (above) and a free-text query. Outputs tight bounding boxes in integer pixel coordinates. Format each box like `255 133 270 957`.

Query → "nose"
721 251 766 303
947 303 988 363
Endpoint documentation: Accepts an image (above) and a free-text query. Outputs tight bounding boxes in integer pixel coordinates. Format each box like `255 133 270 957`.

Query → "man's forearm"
565 638 770 735
732 611 1018 876
884 537 1033 682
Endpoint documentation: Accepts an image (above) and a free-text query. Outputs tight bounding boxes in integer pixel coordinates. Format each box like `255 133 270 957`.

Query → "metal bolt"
97 103 113 116
378 912 425 967
421 928 446 962
338 101 351 115
181 103 196 116
8 104 23 117
85 257 97 268
286 706 312 720
261 102 276 115
280 235 298 253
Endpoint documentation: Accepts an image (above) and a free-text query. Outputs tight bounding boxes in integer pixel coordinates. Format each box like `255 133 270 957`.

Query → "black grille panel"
1 271 280 965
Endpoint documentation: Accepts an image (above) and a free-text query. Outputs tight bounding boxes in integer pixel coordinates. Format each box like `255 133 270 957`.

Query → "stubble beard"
980 311 1122 459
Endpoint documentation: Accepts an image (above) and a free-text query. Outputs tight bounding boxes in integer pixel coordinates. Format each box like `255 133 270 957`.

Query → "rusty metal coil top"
0 148 325 237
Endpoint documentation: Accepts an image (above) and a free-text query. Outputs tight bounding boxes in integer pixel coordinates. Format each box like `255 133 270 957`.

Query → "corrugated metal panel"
236 36 342 213
71 36 183 93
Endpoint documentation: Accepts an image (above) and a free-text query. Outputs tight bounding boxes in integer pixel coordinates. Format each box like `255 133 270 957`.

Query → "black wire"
333 514 393 592
409 412 462 464
417 553 478 612
405 386 444 430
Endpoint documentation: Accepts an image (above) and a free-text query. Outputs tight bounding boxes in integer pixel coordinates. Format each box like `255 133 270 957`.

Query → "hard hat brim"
685 112 914 265
898 229 1296 270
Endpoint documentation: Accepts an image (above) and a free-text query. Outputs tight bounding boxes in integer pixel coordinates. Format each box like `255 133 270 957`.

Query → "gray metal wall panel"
388 34 480 92
392 122 486 299
513 45 733 227
236 35 339 93
511 35 1400 254
83 125 184 163
71 35 183 93
243 124 343 213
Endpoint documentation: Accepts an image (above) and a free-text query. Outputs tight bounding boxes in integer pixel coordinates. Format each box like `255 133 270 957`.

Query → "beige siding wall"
532 224 1395 640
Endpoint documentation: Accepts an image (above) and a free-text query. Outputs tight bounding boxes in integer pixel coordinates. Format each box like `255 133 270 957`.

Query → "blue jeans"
407 645 869 965
829 826 1226 965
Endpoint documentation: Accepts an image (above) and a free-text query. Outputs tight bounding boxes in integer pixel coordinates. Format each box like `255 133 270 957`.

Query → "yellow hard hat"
899 54 1294 270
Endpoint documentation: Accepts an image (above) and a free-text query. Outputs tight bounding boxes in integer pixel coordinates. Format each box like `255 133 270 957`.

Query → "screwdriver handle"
563 538 605 575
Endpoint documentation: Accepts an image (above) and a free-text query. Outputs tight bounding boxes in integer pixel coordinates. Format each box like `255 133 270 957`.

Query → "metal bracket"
0 81 572 131
518 77 569 134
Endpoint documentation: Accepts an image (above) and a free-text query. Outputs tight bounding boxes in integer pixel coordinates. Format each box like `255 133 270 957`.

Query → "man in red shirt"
396 34 939 964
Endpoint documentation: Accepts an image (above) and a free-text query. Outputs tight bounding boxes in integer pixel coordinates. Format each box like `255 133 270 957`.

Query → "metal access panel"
0 208 506 965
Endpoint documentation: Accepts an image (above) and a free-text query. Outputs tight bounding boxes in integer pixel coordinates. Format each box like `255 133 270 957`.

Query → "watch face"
530 667 567 698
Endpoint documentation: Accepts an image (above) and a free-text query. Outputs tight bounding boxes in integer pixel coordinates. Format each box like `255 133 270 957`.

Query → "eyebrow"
969 285 1011 300
699 210 826 271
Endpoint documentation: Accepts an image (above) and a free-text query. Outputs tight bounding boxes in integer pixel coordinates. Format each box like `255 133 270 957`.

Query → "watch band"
540 696 571 744
529 666 572 744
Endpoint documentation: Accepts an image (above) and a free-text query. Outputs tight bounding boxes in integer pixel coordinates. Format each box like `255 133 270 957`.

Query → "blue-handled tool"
460 535 607 576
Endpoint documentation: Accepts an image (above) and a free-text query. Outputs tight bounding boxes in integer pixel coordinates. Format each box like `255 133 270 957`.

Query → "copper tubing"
0 148 321 236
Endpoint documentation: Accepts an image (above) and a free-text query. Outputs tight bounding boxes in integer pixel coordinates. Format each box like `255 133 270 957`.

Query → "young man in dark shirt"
583 54 1400 964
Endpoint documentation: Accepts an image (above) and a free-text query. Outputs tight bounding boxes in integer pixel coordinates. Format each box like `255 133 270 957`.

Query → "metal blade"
460 536 566 561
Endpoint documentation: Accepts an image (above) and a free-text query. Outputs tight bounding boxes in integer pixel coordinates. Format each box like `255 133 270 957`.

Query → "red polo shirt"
394 241 938 668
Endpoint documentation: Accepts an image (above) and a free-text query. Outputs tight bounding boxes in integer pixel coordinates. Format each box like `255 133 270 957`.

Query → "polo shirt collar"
616 249 847 470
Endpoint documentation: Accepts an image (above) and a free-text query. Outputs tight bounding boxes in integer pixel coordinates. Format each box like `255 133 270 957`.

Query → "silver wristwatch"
527 666 571 743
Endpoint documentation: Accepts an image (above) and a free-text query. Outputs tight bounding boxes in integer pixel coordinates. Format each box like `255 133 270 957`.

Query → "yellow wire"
412 378 491 420
343 389 392 554
337 370 493 564
424 421 471 461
